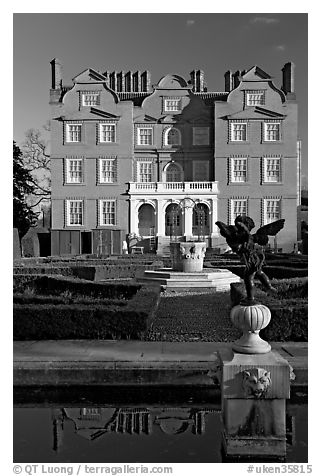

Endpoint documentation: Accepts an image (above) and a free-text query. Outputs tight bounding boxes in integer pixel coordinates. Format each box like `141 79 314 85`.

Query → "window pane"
265 123 280 141
139 162 152 182
232 159 247 182
231 200 247 222
69 201 83 225
165 99 181 112
166 164 182 182
265 158 280 182
68 159 83 183
82 94 99 106
265 200 280 223
100 124 116 142
139 129 152 145
247 93 264 106
100 159 116 183
101 200 116 225
167 128 180 145
232 124 246 141
67 125 81 142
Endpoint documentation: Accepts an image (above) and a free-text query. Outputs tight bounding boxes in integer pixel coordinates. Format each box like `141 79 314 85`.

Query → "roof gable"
225 106 286 120
242 66 272 81
73 68 106 83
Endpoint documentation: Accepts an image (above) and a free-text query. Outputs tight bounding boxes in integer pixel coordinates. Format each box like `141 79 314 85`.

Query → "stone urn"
230 302 271 354
170 242 207 273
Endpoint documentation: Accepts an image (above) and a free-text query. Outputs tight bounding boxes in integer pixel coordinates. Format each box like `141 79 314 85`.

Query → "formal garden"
13 251 308 343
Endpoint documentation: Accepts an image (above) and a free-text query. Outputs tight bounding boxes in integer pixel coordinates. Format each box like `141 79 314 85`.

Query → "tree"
22 125 51 209
13 141 38 239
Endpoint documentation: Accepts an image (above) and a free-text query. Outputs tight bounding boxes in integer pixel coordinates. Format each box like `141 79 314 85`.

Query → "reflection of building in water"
51 407 219 451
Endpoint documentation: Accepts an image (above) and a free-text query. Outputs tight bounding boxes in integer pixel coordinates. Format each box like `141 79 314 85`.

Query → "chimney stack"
232 70 240 89
282 62 295 95
50 58 63 89
224 70 233 92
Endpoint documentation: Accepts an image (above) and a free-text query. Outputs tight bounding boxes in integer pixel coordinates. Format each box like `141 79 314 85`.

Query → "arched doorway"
165 203 182 237
138 204 155 236
192 203 210 237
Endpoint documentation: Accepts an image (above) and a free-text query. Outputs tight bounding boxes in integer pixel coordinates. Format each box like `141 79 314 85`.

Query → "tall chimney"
232 70 240 89
282 62 295 94
50 58 63 89
224 70 233 92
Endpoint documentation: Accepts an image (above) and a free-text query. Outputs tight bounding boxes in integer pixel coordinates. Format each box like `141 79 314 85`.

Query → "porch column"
210 196 219 237
156 199 165 236
130 199 139 235
183 206 193 237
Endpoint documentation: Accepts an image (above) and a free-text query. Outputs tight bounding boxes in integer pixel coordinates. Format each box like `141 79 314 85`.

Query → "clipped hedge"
13 274 140 299
230 278 308 342
13 293 128 307
207 263 308 279
230 278 308 305
13 285 161 341
13 261 164 281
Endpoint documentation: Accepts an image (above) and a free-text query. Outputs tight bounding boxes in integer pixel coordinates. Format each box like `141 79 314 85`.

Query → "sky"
13 12 308 183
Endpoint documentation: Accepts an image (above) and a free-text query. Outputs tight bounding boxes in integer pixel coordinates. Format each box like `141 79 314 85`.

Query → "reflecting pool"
13 387 308 463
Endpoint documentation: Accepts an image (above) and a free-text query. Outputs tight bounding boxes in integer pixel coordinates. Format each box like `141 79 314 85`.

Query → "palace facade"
49 59 300 255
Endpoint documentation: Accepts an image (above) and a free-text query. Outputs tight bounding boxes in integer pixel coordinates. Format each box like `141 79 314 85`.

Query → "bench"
131 246 144 255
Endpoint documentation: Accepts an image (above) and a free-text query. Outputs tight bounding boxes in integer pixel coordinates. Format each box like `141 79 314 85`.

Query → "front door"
165 204 182 237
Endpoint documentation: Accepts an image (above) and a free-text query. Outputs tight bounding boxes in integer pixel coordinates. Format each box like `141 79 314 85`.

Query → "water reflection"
14 403 307 463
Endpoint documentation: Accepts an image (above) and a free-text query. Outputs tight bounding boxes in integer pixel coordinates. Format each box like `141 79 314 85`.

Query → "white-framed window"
99 158 117 183
193 161 209 181
66 123 82 143
66 158 83 184
164 98 181 112
264 199 281 224
230 199 247 224
137 127 153 146
99 199 116 226
164 127 181 146
263 158 281 183
230 122 247 142
66 200 83 226
193 127 210 145
246 92 265 106
231 158 247 183
263 122 281 142
99 123 116 143
166 163 183 182
138 162 153 182
82 92 100 106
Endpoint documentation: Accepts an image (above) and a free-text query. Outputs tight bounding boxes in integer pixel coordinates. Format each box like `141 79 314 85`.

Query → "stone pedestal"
218 348 294 460
170 242 206 272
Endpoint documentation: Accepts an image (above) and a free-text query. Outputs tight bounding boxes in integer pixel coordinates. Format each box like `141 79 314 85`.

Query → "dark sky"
13 13 308 180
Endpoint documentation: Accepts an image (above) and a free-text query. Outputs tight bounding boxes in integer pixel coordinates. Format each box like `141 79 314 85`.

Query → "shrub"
13 286 161 341
261 304 308 342
229 278 308 342
13 274 140 299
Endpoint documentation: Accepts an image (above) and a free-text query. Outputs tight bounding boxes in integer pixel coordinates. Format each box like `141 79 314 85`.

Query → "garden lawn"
148 289 239 342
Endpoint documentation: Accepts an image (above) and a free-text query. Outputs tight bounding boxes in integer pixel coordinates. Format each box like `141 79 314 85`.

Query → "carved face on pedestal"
242 368 271 399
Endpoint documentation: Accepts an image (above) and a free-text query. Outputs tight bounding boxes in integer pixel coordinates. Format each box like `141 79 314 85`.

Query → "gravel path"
147 289 240 342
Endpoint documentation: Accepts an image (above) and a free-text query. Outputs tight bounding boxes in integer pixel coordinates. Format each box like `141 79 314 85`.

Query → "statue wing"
215 221 237 240
216 221 243 250
253 219 285 246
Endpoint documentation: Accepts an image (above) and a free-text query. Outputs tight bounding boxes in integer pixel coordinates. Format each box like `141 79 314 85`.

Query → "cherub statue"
215 215 285 303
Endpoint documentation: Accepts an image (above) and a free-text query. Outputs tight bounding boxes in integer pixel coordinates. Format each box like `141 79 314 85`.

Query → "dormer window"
164 98 181 112
81 92 100 106
246 91 265 106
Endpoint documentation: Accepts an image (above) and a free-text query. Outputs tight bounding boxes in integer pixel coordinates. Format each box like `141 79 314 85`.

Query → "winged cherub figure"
215 215 285 303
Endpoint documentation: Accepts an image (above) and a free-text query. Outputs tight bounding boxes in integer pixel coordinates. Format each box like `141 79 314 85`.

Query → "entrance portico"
128 181 220 240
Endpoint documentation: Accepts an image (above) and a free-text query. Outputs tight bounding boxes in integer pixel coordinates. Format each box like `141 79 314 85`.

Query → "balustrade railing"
129 181 218 193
